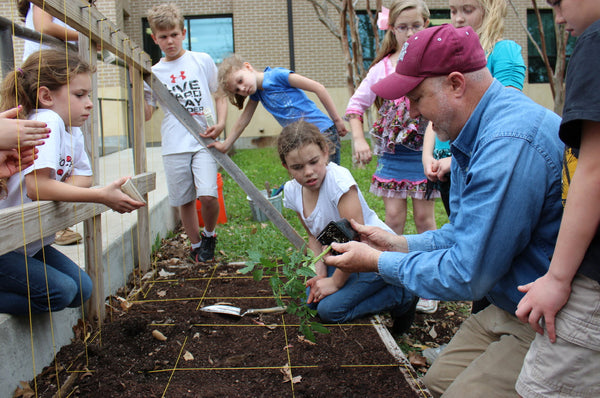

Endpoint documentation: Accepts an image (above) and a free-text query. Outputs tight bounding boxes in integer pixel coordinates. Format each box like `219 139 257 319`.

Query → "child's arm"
307 186 364 303
288 73 347 137
202 96 228 139
207 99 258 153
422 123 436 179
32 6 79 42
25 170 145 213
349 115 372 166
516 120 600 342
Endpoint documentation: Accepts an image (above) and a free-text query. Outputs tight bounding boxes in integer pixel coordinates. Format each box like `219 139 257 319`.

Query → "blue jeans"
321 125 341 165
0 245 93 315
307 265 415 323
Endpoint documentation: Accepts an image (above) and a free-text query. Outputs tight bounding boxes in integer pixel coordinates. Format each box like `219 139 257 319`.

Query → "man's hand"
324 240 381 273
349 219 408 252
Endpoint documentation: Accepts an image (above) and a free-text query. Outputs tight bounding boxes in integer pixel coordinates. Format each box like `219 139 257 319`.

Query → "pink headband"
377 6 390 30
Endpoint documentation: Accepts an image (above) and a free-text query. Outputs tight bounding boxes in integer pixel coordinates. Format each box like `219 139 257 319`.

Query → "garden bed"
22 231 438 398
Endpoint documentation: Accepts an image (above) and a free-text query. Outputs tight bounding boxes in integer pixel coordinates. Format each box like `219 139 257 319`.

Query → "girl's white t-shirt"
283 162 392 237
22 3 77 61
2 109 92 255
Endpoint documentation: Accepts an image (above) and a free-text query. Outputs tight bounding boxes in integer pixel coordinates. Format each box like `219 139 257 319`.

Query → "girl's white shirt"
283 162 392 237
2 109 92 255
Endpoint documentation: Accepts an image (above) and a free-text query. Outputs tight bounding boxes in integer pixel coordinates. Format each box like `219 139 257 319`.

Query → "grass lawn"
216 139 449 262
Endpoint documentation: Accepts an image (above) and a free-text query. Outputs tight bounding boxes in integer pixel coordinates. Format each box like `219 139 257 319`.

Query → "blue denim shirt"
378 80 564 314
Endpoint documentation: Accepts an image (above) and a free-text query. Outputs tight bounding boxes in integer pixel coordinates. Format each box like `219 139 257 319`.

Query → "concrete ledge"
0 148 178 397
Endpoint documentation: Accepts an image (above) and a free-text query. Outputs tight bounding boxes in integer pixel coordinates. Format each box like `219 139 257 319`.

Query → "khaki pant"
423 304 535 398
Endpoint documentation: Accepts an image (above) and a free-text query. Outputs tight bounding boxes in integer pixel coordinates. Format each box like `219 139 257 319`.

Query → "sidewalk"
0 147 179 397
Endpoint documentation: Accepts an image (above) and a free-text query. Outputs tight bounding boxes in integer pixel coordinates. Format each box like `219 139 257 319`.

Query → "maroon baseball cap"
372 24 487 100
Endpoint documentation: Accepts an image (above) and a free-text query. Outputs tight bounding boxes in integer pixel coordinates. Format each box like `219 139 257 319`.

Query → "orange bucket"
196 173 227 227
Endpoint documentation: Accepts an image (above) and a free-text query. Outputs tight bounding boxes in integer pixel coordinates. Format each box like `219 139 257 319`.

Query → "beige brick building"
2 0 557 151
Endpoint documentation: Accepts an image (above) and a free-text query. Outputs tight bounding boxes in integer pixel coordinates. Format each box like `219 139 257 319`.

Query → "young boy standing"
144 3 227 262
515 1 600 396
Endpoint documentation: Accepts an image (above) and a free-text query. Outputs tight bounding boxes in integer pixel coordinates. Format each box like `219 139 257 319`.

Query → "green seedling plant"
240 246 332 342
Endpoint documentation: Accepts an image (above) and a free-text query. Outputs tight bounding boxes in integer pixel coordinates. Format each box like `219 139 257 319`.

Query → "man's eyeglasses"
393 24 424 34
546 0 561 7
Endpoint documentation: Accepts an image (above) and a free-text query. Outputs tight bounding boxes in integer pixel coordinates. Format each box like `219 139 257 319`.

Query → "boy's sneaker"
390 296 419 335
416 298 439 314
191 232 217 263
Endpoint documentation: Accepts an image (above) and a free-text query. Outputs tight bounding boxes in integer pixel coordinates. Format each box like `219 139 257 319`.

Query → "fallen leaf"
283 344 293 350
292 376 302 384
193 332 200 339
297 335 317 345
260 223 268 229
408 351 428 368
158 269 175 278
152 330 167 341
219 250 226 256
167 258 181 265
157 290 167 297
429 326 438 339
250 226 258 234
208 356 214 365
183 351 194 361
13 381 35 398
280 363 292 383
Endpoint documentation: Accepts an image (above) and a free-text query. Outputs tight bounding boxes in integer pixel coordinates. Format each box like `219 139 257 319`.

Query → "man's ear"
447 72 467 97
37 86 54 108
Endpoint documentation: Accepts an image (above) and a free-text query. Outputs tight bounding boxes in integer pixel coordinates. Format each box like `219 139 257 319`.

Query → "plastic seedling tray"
316 218 358 254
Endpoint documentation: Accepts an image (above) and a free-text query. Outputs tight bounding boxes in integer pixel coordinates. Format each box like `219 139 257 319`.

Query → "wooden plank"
145 74 305 250
371 315 433 397
0 172 155 256
130 58 151 272
80 34 105 324
28 0 151 73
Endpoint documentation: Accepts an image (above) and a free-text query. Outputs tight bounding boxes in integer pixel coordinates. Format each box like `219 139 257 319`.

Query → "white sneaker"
416 298 438 314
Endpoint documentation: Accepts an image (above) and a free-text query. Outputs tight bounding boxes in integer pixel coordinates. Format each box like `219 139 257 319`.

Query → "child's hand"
102 177 146 213
352 137 372 166
334 119 348 137
206 140 231 154
0 107 50 149
307 276 342 303
200 123 225 140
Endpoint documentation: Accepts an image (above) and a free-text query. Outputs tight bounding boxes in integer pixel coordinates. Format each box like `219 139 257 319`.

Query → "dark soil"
22 230 468 398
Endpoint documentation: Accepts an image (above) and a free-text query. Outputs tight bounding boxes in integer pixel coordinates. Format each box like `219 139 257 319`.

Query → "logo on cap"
399 41 409 62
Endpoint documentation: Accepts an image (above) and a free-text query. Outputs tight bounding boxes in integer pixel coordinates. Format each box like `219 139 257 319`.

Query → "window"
143 15 234 65
354 9 450 70
527 9 576 83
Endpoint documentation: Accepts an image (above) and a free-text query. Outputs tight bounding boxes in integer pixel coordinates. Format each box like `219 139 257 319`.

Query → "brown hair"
218 54 248 110
277 121 332 165
147 3 185 33
0 49 94 116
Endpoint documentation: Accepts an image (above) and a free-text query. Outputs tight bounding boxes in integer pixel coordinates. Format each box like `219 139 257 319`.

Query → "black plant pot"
316 219 358 254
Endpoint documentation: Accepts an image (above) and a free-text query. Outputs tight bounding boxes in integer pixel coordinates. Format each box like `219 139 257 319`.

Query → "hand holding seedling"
347 219 408 253
325 240 381 273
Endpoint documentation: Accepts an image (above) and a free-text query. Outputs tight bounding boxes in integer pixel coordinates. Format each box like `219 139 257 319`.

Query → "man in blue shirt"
325 24 564 397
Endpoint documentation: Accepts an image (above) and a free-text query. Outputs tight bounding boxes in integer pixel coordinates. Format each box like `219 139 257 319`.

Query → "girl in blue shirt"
205 54 347 164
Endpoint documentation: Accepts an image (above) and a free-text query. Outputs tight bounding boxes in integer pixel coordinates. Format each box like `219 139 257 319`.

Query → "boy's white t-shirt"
1 109 92 255
283 162 392 237
144 50 218 156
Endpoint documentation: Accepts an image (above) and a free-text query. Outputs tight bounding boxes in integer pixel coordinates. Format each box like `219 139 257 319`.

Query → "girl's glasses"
393 24 424 34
